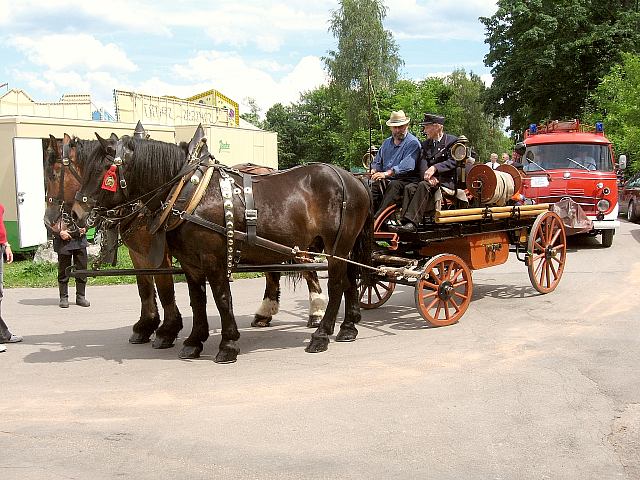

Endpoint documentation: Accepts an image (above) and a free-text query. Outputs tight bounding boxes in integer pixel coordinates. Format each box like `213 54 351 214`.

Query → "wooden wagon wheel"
414 254 473 327
358 276 396 309
526 211 566 294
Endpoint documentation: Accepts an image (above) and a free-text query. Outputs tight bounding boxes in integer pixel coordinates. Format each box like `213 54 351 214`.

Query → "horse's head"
44 133 83 233
72 132 128 227
73 132 192 227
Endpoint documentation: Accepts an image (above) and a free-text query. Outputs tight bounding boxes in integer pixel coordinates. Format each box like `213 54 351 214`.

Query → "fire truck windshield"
523 143 613 172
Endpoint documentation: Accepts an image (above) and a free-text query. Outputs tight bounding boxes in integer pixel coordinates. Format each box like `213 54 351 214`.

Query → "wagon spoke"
421 289 438 300
423 280 439 290
534 257 545 277
434 302 443 320
549 260 558 280
452 290 469 302
372 284 384 301
447 297 461 313
450 268 463 283
452 279 468 289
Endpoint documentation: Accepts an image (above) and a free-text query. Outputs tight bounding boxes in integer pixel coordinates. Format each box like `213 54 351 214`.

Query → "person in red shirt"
0 203 23 352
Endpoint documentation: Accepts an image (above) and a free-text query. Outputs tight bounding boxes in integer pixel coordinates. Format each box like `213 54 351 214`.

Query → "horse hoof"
251 315 272 328
335 332 357 342
152 336 175 349
215 349 239 364
179 345 202 359
306 315 322 328
129 332 151 344
305 335 329 353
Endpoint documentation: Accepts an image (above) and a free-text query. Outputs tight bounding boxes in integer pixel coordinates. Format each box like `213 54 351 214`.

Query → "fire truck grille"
536 194 596 214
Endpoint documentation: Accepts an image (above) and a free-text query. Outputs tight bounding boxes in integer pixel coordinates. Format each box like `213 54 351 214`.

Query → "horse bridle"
47 141 84 233
75 137 210 228
74 138 136 227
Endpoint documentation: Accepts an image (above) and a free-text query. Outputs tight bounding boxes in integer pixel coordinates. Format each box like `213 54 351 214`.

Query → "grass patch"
4 245 261 288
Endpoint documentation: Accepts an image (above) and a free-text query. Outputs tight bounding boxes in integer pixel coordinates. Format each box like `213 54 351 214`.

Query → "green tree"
481 0 640 132
324 0 403 136
263 103 303 169
444 69 511 162
587 52 640 173
295 86 346 166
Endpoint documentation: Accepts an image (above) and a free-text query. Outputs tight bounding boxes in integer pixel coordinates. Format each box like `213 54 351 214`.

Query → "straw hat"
386 110 410 126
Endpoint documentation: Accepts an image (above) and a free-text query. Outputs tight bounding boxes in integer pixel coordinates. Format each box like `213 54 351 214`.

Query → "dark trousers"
402 181 437 225
373 178 417 218
58 248 88 287
0 246 10 339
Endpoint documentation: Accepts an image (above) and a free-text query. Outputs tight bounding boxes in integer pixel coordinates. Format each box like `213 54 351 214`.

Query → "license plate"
530 176 549 188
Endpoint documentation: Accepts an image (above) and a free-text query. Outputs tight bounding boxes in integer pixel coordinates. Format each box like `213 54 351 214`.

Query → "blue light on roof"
529 123 537 134
595 122 604 132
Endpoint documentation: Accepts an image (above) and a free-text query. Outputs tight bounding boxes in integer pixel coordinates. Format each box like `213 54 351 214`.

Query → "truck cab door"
12 137 48 248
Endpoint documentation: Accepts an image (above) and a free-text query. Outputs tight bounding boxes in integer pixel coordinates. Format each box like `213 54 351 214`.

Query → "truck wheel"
628 201 639 223
601 229 614 248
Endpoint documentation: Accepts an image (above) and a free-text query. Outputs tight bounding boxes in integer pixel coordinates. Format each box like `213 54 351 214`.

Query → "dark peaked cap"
420 113 445 125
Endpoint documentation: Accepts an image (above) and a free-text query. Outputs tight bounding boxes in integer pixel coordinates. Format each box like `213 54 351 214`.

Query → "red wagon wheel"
414 254 473 327
358 276 396 309
527 211 567 294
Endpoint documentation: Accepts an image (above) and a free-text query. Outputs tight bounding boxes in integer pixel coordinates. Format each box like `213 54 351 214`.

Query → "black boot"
76 282 90 307
59 283 69 308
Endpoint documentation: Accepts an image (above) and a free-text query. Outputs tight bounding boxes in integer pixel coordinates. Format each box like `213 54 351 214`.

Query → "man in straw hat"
390 113 459 233
370 110 421 218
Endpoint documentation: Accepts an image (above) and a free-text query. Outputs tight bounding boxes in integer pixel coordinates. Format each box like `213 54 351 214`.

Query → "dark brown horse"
44 134 183 348
44 134 326 340
230 163 326 329
72 134 373 362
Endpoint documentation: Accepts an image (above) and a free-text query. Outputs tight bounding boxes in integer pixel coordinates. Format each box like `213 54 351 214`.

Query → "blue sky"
0 0 498 117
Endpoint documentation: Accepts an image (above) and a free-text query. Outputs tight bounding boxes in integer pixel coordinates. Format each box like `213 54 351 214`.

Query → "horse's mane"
72 138 101 170
123 136 188 189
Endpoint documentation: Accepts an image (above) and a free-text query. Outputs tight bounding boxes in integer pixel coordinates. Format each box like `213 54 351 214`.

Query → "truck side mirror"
618 154 627 170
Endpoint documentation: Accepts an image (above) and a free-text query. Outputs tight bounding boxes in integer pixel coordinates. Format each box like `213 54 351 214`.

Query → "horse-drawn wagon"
359 137 566 327
47 126 565 362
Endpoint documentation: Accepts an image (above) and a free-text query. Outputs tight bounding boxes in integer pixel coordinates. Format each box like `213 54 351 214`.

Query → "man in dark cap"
391 113 459 233
370 110 421 218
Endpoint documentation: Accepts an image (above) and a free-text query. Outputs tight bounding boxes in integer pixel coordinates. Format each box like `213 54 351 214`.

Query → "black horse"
44 134 184 347
72 134 373 363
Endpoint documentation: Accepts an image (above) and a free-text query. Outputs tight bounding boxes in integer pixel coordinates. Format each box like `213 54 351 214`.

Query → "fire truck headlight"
597 199 610 212
596 182 604 189
603 187 611 195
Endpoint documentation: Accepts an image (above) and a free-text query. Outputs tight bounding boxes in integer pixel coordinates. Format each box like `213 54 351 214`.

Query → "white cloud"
387 0 497 41
8 34 137 73
164 51 327 114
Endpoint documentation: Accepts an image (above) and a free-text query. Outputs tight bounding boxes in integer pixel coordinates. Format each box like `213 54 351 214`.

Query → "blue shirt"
371 132 420 177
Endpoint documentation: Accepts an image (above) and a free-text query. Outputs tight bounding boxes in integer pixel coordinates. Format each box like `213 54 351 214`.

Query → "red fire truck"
518 119 621 247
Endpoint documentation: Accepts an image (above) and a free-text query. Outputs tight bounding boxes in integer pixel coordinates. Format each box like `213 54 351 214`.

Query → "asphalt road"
2 219 639 480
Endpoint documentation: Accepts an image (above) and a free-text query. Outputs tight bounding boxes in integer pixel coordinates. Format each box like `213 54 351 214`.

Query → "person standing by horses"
390 113 459 233
0 203 22 352
51 223 90 308
370 110 421 219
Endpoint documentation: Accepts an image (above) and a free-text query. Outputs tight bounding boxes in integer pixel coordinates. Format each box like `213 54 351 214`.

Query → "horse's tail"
350 178 374 286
